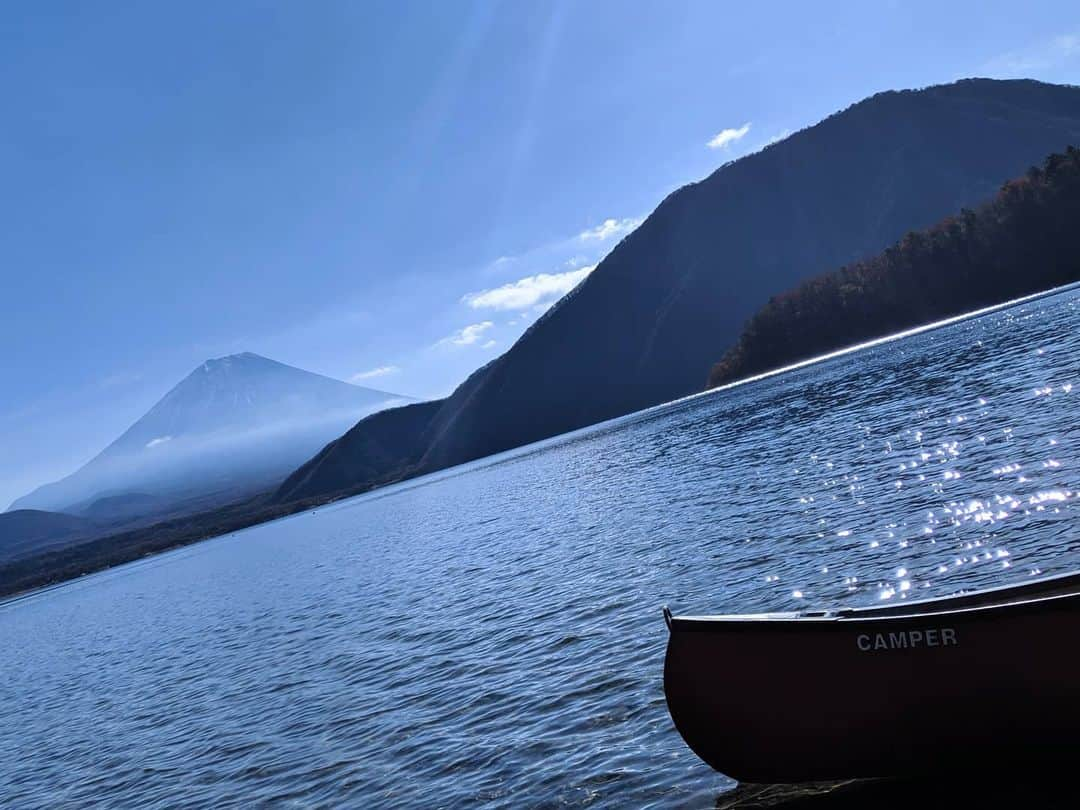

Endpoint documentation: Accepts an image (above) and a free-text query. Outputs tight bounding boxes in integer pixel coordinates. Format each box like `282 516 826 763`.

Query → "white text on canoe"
856 628 958 651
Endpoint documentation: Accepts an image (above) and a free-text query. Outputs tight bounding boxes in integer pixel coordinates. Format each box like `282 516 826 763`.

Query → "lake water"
2 287 1079 808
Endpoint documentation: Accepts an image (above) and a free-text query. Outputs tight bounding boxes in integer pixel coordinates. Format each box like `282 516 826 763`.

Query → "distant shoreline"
2 279 1078 605
703 278 1080 398
708 148 1080 389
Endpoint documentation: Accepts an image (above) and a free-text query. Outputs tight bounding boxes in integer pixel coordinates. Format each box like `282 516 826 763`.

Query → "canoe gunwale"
667 579 1080 632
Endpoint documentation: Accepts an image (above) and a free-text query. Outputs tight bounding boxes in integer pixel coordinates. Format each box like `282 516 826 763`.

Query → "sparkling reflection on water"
1 288 1078 808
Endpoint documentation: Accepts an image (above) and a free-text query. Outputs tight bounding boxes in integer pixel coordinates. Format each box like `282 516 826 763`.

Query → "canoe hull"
664 593 1080 782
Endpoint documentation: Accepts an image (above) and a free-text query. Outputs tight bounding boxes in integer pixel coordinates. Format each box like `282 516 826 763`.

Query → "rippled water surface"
2 288 1079 808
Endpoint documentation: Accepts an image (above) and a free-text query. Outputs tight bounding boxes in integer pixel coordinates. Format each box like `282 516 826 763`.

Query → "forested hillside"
708 147 1080 387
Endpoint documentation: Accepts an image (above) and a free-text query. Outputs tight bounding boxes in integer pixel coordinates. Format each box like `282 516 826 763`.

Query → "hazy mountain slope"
278 78 1080 503
708 147 1080 387
276 400 443 502
0 509 96 564
12 353 408 515
78 493 166 522
276 359 496 503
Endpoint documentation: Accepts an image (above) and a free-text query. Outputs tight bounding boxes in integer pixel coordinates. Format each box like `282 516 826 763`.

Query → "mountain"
0 510 96 564
277 401 443 501
277 78 1080 504
79 492 166 522
708 147 1080 387
12 352 408 517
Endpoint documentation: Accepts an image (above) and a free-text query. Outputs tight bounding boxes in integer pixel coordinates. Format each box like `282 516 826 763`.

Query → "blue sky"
2 1 1078 507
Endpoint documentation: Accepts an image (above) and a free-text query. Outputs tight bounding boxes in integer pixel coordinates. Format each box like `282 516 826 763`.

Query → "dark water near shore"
2 288 1079 808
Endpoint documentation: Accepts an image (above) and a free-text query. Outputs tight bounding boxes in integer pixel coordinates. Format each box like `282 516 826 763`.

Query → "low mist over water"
1 288 1078 807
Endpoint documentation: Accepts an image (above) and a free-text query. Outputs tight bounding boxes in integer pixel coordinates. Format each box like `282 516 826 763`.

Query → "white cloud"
984 32 1080 75
707 122 751 150
763 129 791 148
146 435 172 449
482 339 497 349
437 321 495 347
578 218 641 242
462 266 595 312
98 371 143 390
350 365 400 382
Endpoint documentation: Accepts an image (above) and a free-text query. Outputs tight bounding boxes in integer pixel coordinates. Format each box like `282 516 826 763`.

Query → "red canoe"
663 570 1080 783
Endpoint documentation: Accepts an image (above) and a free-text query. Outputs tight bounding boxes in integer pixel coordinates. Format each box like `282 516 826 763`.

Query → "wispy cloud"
578 218 641 242
984 32 1080 76
462 266 595 312
762 128 791 148
95 371 144 391
482 339 497 349
476 216 641 284
707 122 751 150
437 321 495 347
350 365 400 382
